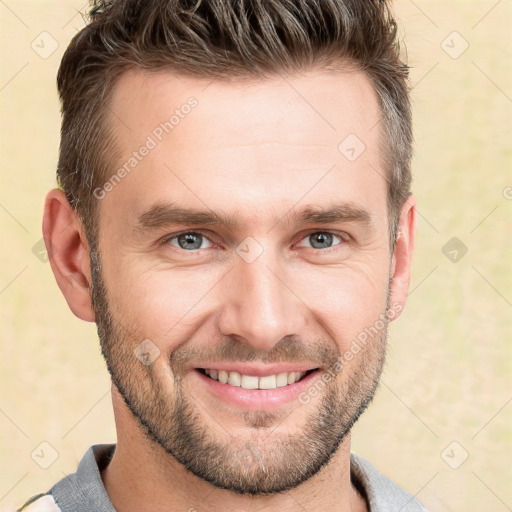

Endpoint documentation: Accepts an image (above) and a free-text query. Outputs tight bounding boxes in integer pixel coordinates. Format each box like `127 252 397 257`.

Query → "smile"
199 368 317 389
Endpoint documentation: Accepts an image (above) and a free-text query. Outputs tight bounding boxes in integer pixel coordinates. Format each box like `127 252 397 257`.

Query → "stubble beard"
89 247 388 495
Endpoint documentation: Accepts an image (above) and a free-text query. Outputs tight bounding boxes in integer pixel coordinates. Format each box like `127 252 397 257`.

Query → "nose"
217 249 308 352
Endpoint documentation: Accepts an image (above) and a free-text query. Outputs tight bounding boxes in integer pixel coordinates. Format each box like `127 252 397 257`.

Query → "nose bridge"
218 247 305 351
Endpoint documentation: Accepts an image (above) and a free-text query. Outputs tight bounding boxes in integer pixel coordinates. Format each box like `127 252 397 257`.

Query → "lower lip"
192 369 321 411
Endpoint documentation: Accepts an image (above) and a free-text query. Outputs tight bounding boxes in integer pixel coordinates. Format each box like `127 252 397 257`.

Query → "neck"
101 388 368 512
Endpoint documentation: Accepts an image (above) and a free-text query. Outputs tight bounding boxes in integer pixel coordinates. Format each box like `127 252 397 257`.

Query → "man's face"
91 68 397 495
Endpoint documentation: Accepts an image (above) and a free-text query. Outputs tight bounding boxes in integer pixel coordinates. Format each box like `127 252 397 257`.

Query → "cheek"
291 264 390 348
105 263 223 341
103 248 390 354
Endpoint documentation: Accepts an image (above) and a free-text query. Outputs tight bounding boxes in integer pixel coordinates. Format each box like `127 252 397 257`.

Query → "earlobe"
42 188 96 322
388 195 417 322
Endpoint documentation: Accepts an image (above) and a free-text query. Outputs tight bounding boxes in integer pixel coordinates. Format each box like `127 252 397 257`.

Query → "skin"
43 67 416 512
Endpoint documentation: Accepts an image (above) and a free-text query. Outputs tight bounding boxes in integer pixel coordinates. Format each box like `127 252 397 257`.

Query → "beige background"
1 1 511 511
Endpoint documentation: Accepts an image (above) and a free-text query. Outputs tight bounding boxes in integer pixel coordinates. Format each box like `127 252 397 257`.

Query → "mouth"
197 368 318 390
192 366 322 411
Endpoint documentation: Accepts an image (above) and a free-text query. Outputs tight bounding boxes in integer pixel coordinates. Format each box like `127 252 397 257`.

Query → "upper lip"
194 363 319 377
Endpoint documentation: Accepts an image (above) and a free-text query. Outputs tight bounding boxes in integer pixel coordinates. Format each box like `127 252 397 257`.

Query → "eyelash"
160 229 348 253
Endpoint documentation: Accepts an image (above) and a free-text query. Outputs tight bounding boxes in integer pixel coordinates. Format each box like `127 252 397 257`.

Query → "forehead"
109 67 381 146
101 67 386 230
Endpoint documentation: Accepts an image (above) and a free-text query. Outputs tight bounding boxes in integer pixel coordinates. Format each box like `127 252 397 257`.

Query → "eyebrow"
134 201 372 233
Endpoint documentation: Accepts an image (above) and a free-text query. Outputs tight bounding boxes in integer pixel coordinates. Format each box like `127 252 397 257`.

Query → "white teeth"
203 369 309 389
228 371 241 387
276 372 288 387
241 375 259 389
259 375 277 389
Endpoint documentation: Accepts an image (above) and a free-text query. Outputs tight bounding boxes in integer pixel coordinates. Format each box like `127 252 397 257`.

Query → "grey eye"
169 232 212 250
297 232 342 250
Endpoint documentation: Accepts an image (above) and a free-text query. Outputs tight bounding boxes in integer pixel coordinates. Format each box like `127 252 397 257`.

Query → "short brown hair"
57 0 412 249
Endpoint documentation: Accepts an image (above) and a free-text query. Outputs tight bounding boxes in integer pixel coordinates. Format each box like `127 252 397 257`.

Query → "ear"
42 188 95 322
388 194 417 322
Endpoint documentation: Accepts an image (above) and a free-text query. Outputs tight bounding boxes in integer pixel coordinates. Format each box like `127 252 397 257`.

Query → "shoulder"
350 453 429 511
17 493 62 512
17 444 116 512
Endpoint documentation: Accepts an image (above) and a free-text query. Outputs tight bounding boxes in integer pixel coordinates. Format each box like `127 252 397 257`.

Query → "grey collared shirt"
19 444 428 512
